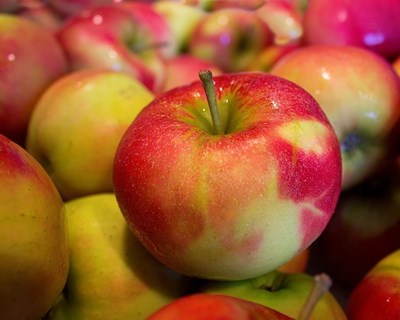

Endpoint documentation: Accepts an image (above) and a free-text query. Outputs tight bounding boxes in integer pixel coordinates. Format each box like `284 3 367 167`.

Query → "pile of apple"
1 0 400 319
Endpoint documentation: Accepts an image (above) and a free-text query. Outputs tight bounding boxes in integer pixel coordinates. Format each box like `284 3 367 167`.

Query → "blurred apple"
317 157 400 290
47 193 189 320
393 56 400 76
0 134 69 320
303 0 400 59
0 13 68 145
152 1 205 55
188 8 273 72
47 0 126 17
256 0 303 45
148 293 294 320
162 54 222 92
57 4 167 93
347 249 400 320
26 69 154 200
113 71 342 280
200 270 347 320
271 44 400 190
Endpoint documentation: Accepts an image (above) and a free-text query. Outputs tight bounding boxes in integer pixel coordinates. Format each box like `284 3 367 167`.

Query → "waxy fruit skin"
0 134 69 319
347 249 400 320
113 72 342 280
147 293 294 320
0 14 68 145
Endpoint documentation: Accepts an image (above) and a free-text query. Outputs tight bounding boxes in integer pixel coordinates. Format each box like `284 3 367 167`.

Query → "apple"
270 44 400 190
47 193 189 320
393 56 400 77
187 8 274 72
302 0 400 59
200 271 347 320
256 0 303 45
316 157 400 290
347 249 400 319
0 134 69 320
148 293 294 320
162 54 223 93
56 4 167 93
26 69 155 200
0 13 68 145
152 1 206 55
113 70 342 281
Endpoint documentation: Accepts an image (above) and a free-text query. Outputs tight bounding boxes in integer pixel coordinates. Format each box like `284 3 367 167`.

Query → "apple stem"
298 273 332 320
199 69 224 135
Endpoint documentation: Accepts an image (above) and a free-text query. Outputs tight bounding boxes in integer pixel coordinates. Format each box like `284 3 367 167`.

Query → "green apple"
0 134 69 320
200 270 347 319
26 69 155 200
47 193 190 320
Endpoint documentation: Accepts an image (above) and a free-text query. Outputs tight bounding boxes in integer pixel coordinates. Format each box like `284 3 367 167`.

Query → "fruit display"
1 0 400 319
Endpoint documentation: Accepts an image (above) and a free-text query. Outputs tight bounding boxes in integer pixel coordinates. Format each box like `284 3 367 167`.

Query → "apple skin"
0 134 69 320
148 293 294 320
188 8 274 72
181 0 266 11
152 1 206 55
47 193 190 320
0 13 68 145
270 44 400 190
26 69 155 200
317 158 400 290
278 248 309 274
302 0 400 59
162 54 223 93
56 4 166 93
113 71 342 280
200 270 347 320
347 249 400 320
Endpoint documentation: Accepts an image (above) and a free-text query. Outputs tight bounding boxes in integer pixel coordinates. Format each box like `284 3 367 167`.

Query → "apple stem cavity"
199 69 224 135
298 273 332 320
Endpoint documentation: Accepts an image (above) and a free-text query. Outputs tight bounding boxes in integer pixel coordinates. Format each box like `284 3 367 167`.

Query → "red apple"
0 0 19 13
113 70 342 280
347 249 400 320
0 13 68 145
303 0 400 59
188 8 274 72
162 54 223 93
147 293 294 320
180 0 266 11
270 44 400 190
57 4 167 93
47 0 123 18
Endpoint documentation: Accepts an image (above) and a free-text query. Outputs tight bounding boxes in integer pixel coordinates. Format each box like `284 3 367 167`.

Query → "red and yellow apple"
347 249 400 320
113 71 342 280
26 69 154 200
0 134 69 319
57 4 167 93
188 8 274 72
271 44 400 190
148 293 294 320
47 193 189 320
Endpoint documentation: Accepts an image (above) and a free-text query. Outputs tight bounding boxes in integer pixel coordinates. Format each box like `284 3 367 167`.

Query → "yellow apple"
47 193 190 320
26 69 155 200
